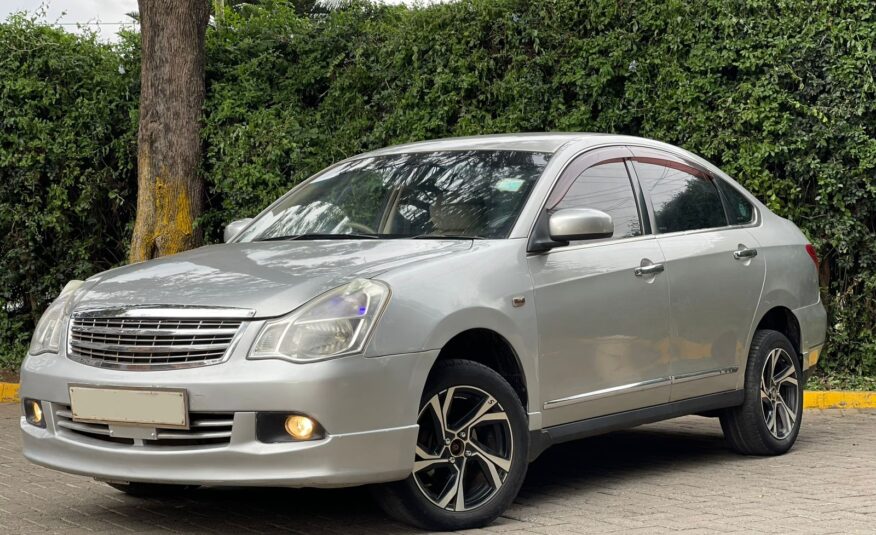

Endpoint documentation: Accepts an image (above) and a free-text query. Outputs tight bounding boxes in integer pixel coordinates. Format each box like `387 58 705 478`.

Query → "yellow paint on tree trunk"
153 174 195 255
130 171 197 262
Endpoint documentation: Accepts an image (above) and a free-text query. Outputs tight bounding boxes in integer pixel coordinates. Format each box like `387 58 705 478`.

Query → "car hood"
77 240 471 318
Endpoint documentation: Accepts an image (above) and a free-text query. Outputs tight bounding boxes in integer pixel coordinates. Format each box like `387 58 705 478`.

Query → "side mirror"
548 208 613 242
224 218 253 243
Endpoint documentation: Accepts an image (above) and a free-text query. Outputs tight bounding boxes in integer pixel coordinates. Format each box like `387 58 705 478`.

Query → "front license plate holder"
69 385 189 429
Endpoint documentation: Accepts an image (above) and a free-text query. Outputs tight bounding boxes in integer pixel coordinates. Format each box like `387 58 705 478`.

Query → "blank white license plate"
69 385 188 429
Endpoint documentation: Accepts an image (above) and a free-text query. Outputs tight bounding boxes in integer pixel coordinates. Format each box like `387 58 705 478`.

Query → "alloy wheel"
413 385 514 512
760 348 799 439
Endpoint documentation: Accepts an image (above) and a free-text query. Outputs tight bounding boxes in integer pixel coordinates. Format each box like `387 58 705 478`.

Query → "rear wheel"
720 329 803 455
373 359 528 530
106 482 198 498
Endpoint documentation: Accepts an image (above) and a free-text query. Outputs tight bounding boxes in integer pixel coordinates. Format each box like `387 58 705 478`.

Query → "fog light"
256 412 324 442
23 399 45 428
285 415 315 440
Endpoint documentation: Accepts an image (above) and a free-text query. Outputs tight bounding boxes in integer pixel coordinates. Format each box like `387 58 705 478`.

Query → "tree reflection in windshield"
237 150 551 241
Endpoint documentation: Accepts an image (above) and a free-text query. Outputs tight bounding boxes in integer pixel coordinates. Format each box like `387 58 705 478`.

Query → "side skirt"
528 389 744 461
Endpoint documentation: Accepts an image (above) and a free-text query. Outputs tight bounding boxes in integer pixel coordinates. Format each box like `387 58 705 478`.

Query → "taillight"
805 244 819 268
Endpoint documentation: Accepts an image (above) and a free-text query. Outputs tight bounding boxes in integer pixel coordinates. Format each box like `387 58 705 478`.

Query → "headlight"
249 278 390 363
29 280 84 355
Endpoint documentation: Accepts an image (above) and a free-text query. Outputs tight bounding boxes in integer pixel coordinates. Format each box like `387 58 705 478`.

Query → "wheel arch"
430 328 529 411
754 306 802 356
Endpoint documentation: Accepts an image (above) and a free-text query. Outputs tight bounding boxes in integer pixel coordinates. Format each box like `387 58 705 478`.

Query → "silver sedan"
20 134 826 530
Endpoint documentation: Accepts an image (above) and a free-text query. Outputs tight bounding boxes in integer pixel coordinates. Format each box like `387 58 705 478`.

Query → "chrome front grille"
54 405 234 447
67 316 243 370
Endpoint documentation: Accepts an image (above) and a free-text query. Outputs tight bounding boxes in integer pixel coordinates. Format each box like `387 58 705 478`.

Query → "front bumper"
22 410 417 487
20 345 438 488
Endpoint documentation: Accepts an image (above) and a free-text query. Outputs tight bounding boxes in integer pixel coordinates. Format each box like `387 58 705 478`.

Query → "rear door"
628 147 766 401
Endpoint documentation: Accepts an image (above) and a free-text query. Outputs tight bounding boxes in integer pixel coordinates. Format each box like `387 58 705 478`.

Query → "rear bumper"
801 344 823 373
793 300 827 371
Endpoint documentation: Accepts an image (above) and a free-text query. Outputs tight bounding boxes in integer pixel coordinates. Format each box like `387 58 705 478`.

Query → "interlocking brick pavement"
1 403 874 534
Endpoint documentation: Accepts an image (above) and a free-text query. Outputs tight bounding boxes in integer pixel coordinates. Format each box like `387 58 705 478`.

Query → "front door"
528 150 673 427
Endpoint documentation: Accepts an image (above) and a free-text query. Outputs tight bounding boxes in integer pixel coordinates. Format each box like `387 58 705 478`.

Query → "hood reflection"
81 240 470 318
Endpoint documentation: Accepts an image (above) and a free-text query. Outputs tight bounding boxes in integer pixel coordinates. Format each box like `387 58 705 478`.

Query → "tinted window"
716 179 755 225
556 161 642 240
633 160 727 233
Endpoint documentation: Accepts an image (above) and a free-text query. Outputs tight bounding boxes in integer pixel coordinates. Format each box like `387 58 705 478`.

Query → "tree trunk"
130 0 210 262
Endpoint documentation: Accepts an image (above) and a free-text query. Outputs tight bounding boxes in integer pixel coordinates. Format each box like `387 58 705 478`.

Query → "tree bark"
130 0 210 262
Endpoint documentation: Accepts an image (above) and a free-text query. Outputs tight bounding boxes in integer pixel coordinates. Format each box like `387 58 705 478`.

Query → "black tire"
720 329 803 455
372 359 529 531
106 482 199 497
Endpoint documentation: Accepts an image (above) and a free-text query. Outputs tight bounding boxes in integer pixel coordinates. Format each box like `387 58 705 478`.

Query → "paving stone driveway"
1 403 874 534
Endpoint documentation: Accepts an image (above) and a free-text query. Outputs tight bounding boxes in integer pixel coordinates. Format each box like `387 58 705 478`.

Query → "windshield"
236 150 551 242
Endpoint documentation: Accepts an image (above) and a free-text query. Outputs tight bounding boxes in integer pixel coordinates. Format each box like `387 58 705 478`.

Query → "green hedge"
0 15 139 369
1 0 874 374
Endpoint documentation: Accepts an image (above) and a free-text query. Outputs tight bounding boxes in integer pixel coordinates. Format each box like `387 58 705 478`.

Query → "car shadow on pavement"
93 418 735 532
522 419 732 491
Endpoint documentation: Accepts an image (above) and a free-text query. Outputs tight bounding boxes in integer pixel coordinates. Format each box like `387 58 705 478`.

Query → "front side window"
716 178 755 225
555 161 642 241
236 150 551 241
632 160 727 233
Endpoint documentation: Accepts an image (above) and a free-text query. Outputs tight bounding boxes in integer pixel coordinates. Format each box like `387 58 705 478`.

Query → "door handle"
634 262 665 277
733 245 758 260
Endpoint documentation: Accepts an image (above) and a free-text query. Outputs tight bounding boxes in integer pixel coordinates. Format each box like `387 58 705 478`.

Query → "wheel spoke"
779 375 798 388
778 397 797 425
455 459 467 511
436 464 463 509
455 394 498 431
469 440 512 472
769 349 779 383
773 365 795 384
427 394 446 435
415 444 441 460
475 451 504 490
776 401 791 435
766 404 777 435
470 410 509 428
760 372 771 402
413 457 450 473
440 387 456 433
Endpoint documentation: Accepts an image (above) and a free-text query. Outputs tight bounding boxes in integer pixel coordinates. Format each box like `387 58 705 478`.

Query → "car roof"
358 132 716 157
359 133 600 156
357 132 734 182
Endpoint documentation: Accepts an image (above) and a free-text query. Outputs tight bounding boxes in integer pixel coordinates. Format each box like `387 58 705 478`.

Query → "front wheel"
373 359 529 531
720 329 803 455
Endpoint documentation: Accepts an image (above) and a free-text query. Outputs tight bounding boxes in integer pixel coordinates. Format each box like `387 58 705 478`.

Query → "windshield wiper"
409 234 486 240
258 233 380 241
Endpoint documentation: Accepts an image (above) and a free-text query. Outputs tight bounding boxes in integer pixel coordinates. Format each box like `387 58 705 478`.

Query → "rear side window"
632 160 727 233
555 161 642 240
716 179 755 225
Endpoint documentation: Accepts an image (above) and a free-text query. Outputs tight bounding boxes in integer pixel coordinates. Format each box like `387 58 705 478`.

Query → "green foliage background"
1 0 874 374
0 15 139 369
